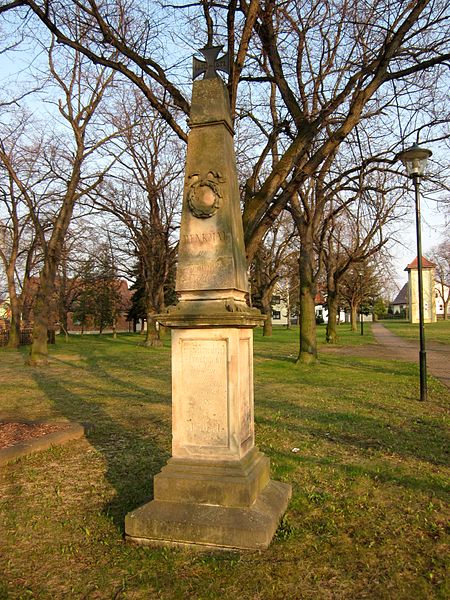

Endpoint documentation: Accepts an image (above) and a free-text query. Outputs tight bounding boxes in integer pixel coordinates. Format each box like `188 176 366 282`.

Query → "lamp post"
397 143 432 402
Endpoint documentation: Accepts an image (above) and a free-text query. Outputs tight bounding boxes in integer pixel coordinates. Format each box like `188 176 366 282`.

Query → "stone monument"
125 46 291 550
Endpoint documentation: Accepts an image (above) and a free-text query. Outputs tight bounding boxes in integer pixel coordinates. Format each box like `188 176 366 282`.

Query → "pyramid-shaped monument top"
158 44 261 327
405 256 436 270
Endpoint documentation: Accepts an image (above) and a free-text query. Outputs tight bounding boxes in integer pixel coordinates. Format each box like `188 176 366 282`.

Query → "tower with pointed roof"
405 256 437 323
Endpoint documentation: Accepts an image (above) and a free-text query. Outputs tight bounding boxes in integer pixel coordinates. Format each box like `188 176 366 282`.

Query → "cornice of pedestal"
156 299 265 329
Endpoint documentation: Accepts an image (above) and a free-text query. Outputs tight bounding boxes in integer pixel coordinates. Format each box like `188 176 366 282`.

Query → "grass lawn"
380 319 450 345
0 326 449 599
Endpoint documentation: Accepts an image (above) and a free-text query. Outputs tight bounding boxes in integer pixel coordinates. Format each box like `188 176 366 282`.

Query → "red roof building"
405 256 437 270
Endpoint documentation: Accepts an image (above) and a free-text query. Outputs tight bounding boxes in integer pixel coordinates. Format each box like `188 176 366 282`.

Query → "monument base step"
125 479 292 551
153 449 270 507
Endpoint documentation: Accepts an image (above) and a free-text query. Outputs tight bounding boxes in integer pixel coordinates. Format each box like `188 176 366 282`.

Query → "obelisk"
125 46 291 550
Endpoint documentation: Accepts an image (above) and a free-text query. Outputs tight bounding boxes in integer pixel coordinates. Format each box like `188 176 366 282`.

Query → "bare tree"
321 167 406 343
0 38 118 363
431 240 450 320
1 0 448 362
1 2 447 250
250 215 296 336
0 113 43 348
93 92 182 346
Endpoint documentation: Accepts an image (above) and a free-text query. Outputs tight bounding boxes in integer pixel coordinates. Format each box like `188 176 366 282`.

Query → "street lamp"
397 143 432 401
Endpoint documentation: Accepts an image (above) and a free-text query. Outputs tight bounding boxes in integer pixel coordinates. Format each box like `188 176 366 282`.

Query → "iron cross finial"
193 45 230 80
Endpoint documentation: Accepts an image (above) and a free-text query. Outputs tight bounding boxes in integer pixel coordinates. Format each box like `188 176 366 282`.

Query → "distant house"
435 284 450 319
314 291 347 324
391 256 448 321
271 291 289 326
391 283 408 317
0 297 11 329
21 277 132 334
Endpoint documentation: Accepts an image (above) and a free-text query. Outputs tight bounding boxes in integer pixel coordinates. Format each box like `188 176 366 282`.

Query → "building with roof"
391 283 408 317
391 256 448 322
20 276 133 334
405 256 436 323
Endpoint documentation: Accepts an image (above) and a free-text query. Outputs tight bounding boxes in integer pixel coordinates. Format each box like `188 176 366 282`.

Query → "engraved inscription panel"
180 339 229 447
178 257 233 290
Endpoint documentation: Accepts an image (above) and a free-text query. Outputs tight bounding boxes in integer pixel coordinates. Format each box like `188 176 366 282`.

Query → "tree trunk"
326 291 339 344
6 266 21 349
261 294 273 337
7 298 21 349
350 304 358 331
143 310 162 347
29 268 56 365
60 320 69 343
286 299 291 329
7 313 21 349
296 244 317 364
60 309 69 339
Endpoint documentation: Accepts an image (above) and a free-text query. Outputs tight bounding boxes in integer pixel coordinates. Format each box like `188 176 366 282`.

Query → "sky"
390 188 448 290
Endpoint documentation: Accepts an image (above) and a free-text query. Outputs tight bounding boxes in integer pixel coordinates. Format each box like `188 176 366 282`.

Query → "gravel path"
371 323 450 389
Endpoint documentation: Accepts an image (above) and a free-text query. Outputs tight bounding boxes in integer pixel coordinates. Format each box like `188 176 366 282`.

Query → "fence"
0 328 33 347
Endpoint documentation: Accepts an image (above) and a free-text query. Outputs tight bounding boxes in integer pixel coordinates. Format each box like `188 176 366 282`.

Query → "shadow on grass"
256 394 449 468
30 340 171 533
268 448 450 499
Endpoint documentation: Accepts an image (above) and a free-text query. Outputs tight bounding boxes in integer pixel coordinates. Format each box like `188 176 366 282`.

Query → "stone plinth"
125 481 289 550
125 70 291 551
170 328 255 461
125 478 290 551
125 321 291 550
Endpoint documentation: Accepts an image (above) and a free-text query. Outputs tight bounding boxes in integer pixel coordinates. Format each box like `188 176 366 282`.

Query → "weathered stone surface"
171 328 254 461
153 448 270 507
125 480 292 551
160 298 263 328
127 68 290 551
175 78 248 302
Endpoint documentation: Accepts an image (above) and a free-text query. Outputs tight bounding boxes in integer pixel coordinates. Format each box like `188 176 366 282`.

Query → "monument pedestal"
124 69 290 551
125 479 290 551
125 320 291 550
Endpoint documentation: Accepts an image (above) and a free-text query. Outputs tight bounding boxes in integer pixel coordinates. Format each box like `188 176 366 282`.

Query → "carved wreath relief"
187 171 224 218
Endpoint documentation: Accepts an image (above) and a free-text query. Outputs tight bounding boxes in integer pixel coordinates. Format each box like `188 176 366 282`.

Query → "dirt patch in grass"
320 344 391 359
0 421 68 449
